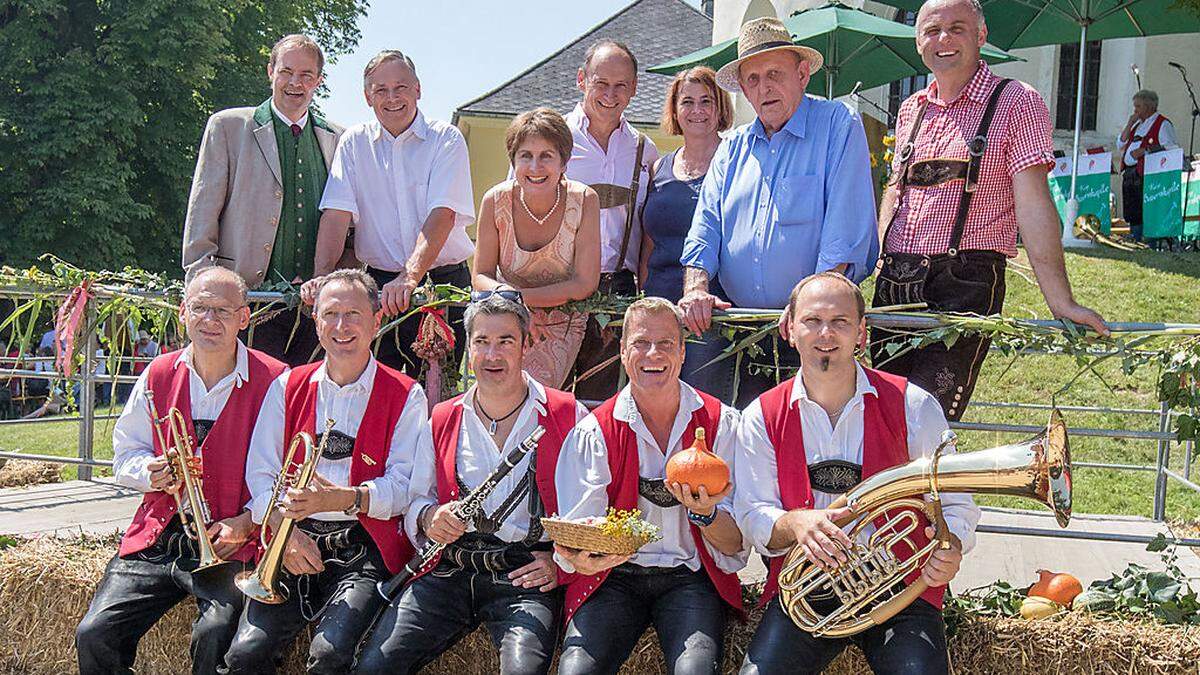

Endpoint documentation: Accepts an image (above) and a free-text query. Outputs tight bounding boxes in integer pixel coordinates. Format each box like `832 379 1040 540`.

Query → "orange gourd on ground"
1028 570 1083 606
665 428 729 495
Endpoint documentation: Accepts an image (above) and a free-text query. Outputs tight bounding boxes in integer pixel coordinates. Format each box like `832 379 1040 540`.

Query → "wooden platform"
2 480 1196 591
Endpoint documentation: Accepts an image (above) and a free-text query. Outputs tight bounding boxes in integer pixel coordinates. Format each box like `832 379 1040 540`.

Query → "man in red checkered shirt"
871 0 1107 421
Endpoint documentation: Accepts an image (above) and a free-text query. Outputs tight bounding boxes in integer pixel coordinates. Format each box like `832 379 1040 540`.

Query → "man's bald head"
786 272 866 322
917 0 985 28
185 267 248 305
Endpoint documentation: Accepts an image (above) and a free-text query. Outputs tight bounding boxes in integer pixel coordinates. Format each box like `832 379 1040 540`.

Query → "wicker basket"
540 517 654 556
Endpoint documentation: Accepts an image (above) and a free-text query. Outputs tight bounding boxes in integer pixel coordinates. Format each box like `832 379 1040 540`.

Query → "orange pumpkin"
665 428 729 496
1028 569 1083 606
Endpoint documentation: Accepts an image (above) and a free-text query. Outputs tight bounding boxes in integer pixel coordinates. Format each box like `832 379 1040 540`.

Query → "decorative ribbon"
54 279 94 378
411 306 456 410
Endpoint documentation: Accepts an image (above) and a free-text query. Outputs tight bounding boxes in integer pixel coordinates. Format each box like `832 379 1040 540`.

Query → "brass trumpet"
777 410 1072 638
145 391 228 574
235 418 335 604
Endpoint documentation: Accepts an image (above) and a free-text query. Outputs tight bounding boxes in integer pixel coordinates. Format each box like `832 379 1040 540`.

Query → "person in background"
311 50 475 378
637 66 734 400
562 40 660 401
473 108 601 389
679 17 879 407
872 0 1106 422
182 34 344 366
1118 89 1177 244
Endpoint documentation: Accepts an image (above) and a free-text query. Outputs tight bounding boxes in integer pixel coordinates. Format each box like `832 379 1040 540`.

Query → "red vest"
407 385 580 583
119 348 286 563
1136 114 1171 175
559 391 745 625
757 368 943 610
282 361 417 575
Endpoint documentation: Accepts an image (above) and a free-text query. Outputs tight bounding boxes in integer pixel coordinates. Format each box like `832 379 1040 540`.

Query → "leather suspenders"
883 78 1014 257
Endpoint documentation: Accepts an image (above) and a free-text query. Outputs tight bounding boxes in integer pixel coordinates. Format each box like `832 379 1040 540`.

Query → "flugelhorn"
777 410 1071 638
145 390 228 574
235 418 335 604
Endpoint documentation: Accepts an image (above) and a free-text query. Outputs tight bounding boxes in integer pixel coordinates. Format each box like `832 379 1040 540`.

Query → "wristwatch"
343 486 364 517
686 508 717 527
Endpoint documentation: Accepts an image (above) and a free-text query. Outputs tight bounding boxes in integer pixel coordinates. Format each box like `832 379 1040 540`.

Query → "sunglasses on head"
470 289 524 304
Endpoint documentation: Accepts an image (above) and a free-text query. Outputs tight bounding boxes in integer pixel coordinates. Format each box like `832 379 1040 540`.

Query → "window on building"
1056 40 1102 131
888 9 927 125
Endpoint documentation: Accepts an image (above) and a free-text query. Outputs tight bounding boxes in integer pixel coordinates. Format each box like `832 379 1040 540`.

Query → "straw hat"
715 17 824 93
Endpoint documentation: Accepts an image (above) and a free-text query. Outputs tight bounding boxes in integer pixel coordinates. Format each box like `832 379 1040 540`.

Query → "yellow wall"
456 113 685 224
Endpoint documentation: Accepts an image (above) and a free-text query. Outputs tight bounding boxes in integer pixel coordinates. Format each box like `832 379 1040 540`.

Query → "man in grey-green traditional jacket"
182 34 346 366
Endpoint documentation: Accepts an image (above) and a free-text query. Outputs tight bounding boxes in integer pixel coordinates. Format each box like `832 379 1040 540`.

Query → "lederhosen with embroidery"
285 428 388 622
870 80 1013 422
433 451 552 585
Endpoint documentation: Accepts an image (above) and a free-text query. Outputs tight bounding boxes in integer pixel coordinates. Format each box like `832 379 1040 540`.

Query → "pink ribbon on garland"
54 279 94 378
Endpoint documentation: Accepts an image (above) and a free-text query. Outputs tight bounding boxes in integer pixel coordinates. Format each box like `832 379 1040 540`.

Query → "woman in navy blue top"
638 66 732 302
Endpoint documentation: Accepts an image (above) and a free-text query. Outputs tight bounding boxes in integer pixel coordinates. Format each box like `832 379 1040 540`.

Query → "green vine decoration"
3 262 1200 440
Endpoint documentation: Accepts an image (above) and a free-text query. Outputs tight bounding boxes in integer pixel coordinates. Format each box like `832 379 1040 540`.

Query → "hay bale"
2 536 1198 674
0 460 61 489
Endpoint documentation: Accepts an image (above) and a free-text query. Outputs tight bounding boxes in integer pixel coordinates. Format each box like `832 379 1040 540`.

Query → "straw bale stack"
2 536 1198 674
0 460 61 489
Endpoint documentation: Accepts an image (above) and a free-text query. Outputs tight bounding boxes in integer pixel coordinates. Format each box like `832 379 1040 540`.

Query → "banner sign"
1048 153 1111 234
1143 148 1183 239
1184 158 1200 241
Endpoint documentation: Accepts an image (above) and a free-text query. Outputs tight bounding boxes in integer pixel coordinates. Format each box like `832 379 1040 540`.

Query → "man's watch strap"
687 508 718 527
343 486 364 517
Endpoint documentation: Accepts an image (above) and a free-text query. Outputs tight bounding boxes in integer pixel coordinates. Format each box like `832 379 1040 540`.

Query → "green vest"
268 110 328 283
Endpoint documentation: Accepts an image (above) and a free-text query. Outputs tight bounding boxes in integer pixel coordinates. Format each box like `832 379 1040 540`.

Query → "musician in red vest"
1119 89 1178 243
734 273 981 675
76 267 286 675
356 291 588 674
222 269 429 674
553 297 746 675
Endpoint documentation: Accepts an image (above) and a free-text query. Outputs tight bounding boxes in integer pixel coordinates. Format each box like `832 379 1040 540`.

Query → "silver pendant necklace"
519 181 562 226
475 390 529 435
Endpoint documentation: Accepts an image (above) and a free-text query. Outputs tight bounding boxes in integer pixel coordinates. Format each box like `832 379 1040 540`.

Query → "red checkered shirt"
885 62 1055 257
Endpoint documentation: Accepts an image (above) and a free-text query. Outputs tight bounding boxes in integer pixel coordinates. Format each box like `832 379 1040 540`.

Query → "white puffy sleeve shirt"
554 382 748 574
244 358 432 523
734 365 980 558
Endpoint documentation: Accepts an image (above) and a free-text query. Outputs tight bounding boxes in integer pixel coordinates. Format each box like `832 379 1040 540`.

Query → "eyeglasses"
470 289 524 304
185 303 243 321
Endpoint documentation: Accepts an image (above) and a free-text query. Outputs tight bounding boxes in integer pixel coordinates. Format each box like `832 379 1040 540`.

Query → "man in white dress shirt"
223 269 432 674
76 267 287 675
734 273 980 675
564 40 660 401
357 292 588 674
553 298 746 675
313 50 475 377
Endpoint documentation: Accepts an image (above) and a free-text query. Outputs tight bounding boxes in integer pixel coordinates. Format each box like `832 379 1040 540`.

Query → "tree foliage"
0 0 367 276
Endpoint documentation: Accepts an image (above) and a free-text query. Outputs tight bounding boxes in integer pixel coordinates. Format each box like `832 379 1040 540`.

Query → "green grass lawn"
864 245 1200 520
3 245 1200 519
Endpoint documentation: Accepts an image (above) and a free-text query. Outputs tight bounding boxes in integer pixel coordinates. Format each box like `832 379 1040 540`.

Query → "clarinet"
376 425 546 600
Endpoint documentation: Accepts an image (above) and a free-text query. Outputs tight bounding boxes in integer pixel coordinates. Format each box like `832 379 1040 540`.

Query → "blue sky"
320 0 701 126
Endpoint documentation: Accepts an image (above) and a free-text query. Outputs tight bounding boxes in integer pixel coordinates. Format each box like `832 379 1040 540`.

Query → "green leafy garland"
3 260 1199 441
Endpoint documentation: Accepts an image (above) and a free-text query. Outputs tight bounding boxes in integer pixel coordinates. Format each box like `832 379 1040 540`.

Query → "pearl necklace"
519 181 562 226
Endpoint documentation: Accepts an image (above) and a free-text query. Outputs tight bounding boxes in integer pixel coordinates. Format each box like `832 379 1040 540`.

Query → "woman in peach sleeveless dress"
473 108 601 389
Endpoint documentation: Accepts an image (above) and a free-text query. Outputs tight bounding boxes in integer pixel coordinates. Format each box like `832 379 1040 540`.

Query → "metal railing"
1 288 1197 547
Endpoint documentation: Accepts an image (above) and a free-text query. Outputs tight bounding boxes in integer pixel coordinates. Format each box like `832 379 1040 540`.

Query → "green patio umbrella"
647 3 1019 100
868 0 1200 230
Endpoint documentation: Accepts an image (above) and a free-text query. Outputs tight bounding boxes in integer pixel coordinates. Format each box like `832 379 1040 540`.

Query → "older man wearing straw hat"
679 17 878 408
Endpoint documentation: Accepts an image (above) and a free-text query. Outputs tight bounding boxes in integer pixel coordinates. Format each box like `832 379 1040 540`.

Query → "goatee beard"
819 356 831 372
